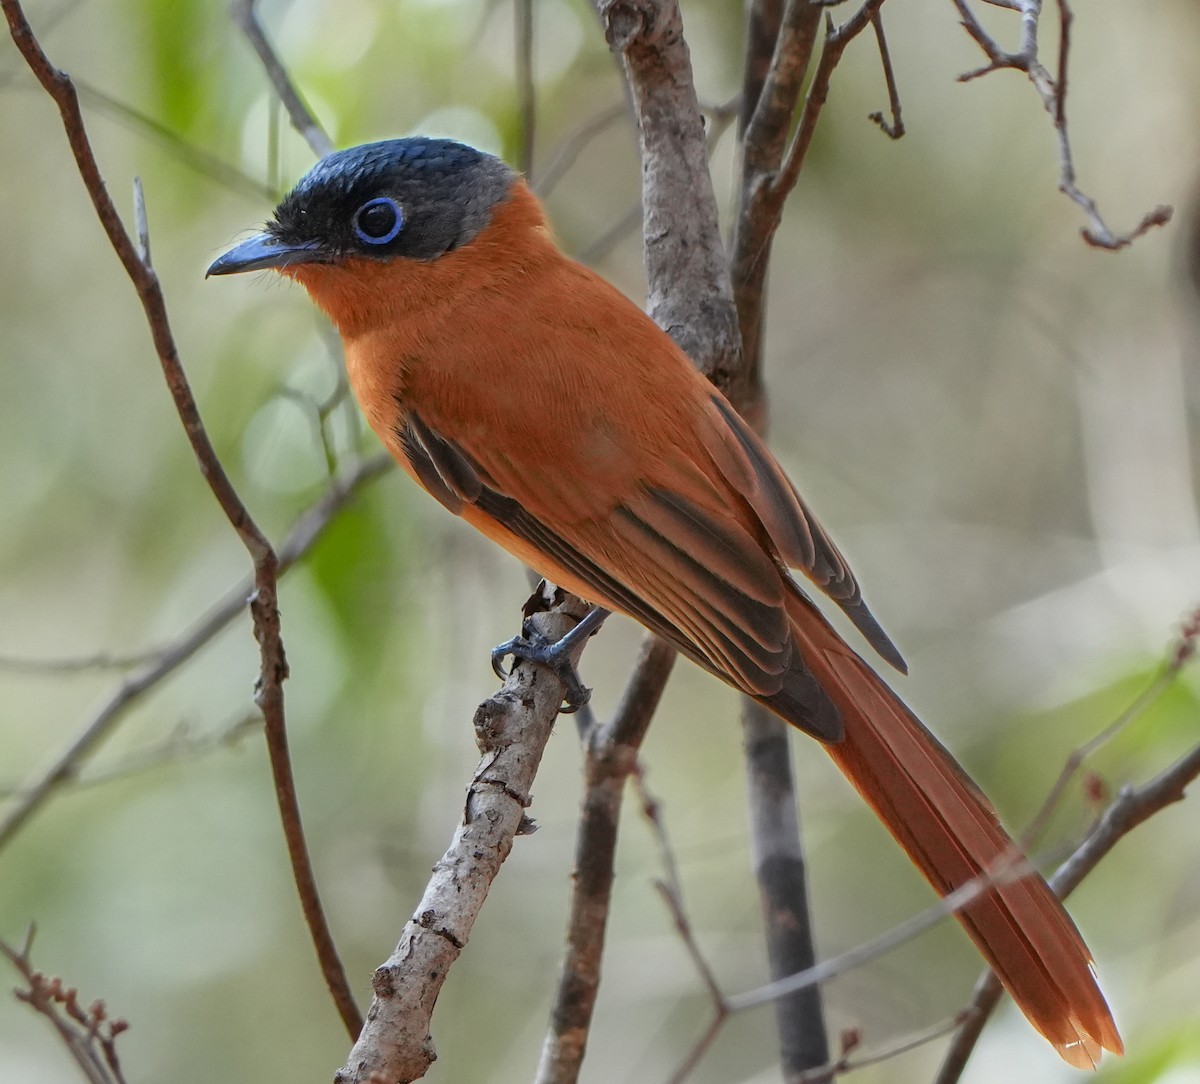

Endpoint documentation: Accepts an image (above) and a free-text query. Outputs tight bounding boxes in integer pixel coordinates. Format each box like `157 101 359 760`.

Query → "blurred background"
2 0 1199 1081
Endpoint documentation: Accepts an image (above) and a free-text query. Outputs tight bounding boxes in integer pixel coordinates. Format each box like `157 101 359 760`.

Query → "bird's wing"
698 391 905 672
396 409 842 739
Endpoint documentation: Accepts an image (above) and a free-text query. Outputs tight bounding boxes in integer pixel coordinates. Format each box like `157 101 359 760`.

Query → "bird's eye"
352 197 403 245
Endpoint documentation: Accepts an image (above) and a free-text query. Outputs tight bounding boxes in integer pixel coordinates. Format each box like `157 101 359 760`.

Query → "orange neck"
283 180 555 342
281 179 558 438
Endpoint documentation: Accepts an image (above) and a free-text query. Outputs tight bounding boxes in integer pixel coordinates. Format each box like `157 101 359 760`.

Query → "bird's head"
208 138 531 332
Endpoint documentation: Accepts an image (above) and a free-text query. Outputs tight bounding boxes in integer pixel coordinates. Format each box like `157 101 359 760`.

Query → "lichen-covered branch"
336 590 594 1084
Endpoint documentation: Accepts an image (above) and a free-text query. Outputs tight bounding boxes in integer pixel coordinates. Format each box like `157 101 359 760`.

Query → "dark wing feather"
703 393 906 673
397 411 841 740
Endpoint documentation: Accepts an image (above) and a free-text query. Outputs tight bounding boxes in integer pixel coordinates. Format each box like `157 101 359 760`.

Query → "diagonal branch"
230 0 333 159
933 604 1200 1083
336 589 596 1084
2 0 361 1039
0 453 391 853
933 736 1200 1084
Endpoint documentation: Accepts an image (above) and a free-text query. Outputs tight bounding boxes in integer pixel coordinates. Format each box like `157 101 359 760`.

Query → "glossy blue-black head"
207 138 516 277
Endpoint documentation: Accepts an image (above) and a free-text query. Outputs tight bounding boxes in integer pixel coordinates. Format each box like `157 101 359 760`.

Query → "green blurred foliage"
2 0 1200 1082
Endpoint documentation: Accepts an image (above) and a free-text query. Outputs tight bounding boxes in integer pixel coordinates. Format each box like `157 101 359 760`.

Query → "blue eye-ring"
352 197 404 245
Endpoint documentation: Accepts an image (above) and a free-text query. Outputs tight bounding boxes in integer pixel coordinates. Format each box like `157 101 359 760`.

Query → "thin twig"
658 879 730 1084
794 1011 976 1083
950 0 1171 248
2 4 363 1035
535 101 627 197
866 12 903 138
663 845 1041 1083
0 714 260 800
933 604 1200 1083
774 1 889 211
0 453 390 852
515 0 536 177
230 0 333 159
0 77 272 201
0 649 163 673
1 929 131 1084
534 636 677 1084
1022 662 1183 849
728 847 1037 1013
646 784 732 1084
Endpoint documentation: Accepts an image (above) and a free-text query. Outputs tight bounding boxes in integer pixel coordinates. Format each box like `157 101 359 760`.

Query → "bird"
209 136 1121 1066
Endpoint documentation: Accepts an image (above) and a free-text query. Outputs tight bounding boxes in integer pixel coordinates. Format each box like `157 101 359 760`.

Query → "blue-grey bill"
206 234 322 277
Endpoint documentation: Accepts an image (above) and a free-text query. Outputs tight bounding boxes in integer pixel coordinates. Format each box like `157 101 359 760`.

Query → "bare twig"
639 772 734 1084
663 845 1039 1083
0 649 162 673
0 72 271 200
230 0 333 159
515 0 536 177
728 847 1038 1013
274 364 355 479
535 101 628 197
933 605 1200 1083
951 0 1171 248
336 589 595 1084
866 12 903 138
0 715 260 801
0 453 390 851
794 1011 975 1083
659 878 730 1084
2 0 364 1038
534 635 676 1084
931 971 1006 1083
1022 661 1188 850
1 929 131 1084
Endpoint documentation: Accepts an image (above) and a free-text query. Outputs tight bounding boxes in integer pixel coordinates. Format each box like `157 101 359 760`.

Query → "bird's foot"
490 606 609 712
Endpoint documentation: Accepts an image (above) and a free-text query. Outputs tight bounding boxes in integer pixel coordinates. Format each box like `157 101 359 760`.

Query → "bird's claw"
490 623 592 712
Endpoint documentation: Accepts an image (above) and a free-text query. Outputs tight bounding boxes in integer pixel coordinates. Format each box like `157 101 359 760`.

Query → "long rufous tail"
763 593 1122 1067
